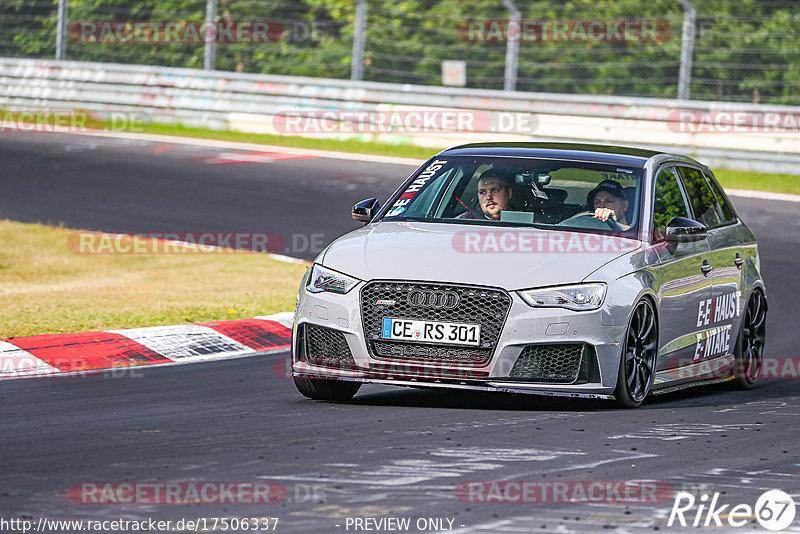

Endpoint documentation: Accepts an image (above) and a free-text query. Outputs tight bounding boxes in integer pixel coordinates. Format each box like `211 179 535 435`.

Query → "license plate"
381 318 481 346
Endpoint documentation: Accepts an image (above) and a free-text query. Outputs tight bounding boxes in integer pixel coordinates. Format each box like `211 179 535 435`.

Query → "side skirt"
652 354 736 395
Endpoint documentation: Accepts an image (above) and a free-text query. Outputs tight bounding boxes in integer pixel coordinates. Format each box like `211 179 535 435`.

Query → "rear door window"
704 172 737 224
652 166 691 240
675 166 723 227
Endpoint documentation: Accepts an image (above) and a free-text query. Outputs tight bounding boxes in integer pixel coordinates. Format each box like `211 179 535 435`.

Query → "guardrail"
1 57 799 174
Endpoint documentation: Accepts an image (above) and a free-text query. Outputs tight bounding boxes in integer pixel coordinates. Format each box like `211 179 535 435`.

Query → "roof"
438 142 669 168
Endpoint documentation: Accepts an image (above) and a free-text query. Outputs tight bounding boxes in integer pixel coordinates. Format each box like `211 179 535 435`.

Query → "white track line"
73 130 423 166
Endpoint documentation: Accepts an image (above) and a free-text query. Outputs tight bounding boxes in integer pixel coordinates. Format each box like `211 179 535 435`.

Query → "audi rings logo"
407 289 460 309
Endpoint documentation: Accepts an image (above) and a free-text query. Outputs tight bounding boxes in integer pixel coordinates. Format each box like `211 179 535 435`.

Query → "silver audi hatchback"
291 143 767 407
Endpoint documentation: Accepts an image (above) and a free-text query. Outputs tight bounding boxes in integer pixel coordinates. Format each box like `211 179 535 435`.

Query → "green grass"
713 169 800 196
0 220 308 338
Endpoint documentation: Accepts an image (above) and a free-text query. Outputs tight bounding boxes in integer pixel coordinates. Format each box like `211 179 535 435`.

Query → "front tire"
614 299 658 408
293 377 361 401
731 290 767 390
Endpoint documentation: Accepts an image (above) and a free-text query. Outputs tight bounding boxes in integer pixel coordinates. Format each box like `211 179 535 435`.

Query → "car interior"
443 165 638 228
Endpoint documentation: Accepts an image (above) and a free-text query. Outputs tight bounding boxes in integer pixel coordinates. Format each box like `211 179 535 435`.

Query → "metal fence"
1 0 799 105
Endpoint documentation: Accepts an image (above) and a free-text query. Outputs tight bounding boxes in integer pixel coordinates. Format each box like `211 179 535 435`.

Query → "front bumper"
292 282 627 397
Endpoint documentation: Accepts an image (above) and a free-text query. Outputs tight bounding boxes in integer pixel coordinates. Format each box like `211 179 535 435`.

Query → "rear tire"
614 299 658 408
731 290 766 390
293 377 361 401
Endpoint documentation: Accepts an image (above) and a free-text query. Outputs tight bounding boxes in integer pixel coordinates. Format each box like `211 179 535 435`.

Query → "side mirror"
665 217 707 243
352 198 380 224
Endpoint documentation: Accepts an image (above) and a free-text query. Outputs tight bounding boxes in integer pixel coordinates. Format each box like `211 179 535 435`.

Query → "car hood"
321 221 641 289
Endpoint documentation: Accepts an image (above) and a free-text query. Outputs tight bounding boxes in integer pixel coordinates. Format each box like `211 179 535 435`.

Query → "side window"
704 172 737 223
653 167 691 240
401 168 454 217
676 166 723 227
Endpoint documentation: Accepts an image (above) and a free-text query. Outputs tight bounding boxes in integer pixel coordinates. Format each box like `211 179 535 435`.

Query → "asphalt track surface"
1 132 799 533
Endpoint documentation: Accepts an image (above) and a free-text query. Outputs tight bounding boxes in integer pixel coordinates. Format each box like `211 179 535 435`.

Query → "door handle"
701 260 712 275
734 253 744 269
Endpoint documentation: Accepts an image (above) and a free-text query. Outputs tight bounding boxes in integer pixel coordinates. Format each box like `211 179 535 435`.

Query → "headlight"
518 283 607 311
306 264 360 294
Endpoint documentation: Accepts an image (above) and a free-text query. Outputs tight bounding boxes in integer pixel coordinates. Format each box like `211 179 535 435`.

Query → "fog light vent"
304 324 357 370
510 343 584 382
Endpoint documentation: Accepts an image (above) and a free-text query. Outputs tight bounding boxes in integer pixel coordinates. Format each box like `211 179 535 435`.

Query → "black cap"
587 179 626 205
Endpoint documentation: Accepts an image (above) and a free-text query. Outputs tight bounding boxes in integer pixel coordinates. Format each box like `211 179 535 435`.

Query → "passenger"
457 169 514 220
587 179 631 230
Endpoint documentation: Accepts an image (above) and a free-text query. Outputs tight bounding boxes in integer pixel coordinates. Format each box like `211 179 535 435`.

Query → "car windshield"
381 156 643 233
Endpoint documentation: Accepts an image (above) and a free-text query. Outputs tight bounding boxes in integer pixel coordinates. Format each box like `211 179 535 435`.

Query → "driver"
457 168 513 220
587 179 631 230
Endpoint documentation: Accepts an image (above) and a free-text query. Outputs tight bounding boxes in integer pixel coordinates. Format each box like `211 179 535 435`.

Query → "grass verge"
122 122 437 161
713 169 800 196
0 220 308 338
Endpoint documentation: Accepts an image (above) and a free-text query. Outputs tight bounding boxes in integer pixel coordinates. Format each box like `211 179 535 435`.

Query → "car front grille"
302 324 357 370
509 343 586 383
361 281 511 366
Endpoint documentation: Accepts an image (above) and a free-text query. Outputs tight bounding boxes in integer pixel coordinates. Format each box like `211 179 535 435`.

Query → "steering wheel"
560 211 623 231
